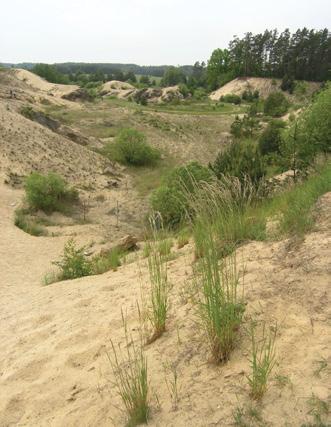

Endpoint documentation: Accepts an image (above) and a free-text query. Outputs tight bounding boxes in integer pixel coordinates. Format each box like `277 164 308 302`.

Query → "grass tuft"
146 216 170 344
247 321 277 400
108 312 149 427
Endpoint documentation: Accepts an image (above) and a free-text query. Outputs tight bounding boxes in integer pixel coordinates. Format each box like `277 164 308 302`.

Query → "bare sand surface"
0 183 330 426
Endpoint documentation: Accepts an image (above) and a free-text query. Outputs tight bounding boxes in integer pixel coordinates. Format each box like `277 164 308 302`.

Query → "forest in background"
2 27 330 91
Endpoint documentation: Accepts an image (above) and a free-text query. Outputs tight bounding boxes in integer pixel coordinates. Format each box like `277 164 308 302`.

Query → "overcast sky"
1 0 330 65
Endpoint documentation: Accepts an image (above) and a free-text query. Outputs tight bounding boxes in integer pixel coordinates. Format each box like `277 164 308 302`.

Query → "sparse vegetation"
14 208 48 236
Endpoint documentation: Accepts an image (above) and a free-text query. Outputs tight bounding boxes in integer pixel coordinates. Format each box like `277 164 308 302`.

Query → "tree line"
24 27 330 91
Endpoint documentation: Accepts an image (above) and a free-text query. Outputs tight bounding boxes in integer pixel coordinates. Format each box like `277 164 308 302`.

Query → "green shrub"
258 119 286 155
220 94 241 104
104 128 160 166
264 92 289 117
230 115 260 139
25 172 78 213
178 83 190 98
151 162 213 227
242 89 259 102
53 239 92 280
280 74 295 94
210 140 266 184
192 87 208 100
20 105 35 120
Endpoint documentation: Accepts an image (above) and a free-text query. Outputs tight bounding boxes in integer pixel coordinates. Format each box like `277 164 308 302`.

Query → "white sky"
1 0 330 65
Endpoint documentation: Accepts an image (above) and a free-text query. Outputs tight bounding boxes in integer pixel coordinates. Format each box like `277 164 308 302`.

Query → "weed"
301 394 330 426
163 361 180 410
247 321 277 400
108 312 149 426
274 374 291 388
313 358 328 378
92 248 122 274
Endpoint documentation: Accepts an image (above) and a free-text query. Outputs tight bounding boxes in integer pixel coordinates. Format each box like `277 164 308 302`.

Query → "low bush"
242 89 259 102
230 115 260 139
258 119 286 155
104 128 160 166
220 94 241 105
25 172 78 213
151 162 213 227
210 140 266 185
264 92 289 117
280 74 295 94
53 239 92 280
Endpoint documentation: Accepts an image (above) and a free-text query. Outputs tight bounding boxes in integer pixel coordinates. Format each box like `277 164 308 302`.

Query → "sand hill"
210 77 321 100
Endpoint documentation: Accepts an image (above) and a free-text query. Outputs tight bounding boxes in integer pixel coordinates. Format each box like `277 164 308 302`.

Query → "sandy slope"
14 69 79 98
0 181 330 426
210 77 321 101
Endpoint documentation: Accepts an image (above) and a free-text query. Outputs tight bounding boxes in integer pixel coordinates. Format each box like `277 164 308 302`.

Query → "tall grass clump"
145 216 169 343
92 247 122 274
247 321 277 400
189 175 266 258
108 313 149 426
267 162 331 237
192 225 245 363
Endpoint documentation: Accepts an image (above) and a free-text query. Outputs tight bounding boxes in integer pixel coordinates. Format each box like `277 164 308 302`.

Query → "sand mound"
0 101 109 188
210 77 320 101
14 69 79 98
100 80 136 99
101 81 184 104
